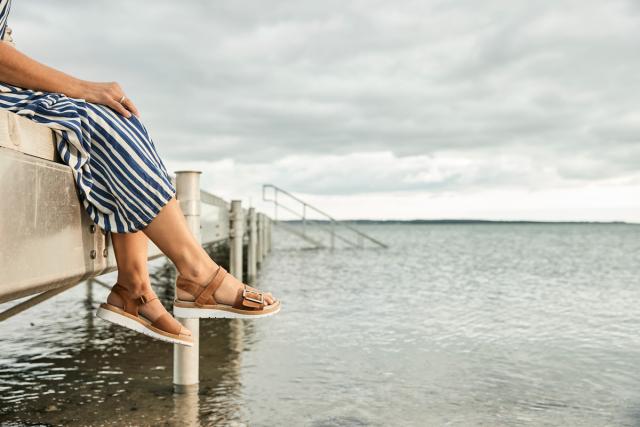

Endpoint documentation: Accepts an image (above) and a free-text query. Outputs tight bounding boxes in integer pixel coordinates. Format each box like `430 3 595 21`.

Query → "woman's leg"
111 230 151 296
142 197 276 305
109 229 191 335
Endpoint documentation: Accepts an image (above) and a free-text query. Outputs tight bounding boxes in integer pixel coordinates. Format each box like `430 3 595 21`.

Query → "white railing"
262 183 387 249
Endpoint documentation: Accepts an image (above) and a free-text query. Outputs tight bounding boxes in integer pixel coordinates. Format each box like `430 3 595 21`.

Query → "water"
1 224 640 426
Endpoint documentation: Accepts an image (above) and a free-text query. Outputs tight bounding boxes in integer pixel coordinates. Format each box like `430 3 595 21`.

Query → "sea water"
1 223 640 426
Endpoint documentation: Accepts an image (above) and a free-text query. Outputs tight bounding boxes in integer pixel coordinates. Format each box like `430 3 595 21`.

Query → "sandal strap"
176 268 218 299
177 281 202 300
151 313 182 335
234 285 265 309
195 266 227 307
136 289 158 306
111 283 129 300
111 283 158 315
112 283 137 315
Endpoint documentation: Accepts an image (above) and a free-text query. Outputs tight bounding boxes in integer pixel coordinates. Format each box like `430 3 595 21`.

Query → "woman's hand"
0 44 141 118
76 81 140 118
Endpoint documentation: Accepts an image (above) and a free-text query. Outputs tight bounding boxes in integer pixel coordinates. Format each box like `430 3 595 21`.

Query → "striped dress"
0 0 176 233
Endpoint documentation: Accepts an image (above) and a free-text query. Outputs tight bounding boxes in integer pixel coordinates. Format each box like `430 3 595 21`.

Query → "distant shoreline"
282 219 638 225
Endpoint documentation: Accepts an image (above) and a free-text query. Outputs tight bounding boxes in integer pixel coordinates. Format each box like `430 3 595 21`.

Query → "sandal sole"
96 305 193 347
173 303 281 319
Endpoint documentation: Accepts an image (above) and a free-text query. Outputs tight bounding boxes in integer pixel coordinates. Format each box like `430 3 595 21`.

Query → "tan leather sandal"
96 283 193 346
173 266 281 319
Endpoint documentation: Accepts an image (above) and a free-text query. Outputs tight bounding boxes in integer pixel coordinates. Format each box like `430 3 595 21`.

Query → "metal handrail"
201 190 229 209
262 184 387 248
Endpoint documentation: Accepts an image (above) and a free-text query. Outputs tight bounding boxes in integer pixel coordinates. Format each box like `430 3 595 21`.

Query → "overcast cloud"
9 0 640 220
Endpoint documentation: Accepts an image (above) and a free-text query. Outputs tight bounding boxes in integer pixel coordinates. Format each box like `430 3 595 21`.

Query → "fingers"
83 82 142 119
107 98 132 118
122 98 140 118
107 82 140 118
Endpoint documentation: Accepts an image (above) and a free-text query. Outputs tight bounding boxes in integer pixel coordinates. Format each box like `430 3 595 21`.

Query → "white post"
260 214 267 261
86 278 93 305
173 170 201 394
248 208 257 283
274 191 278 220
266 217 272 253
229 200 243 281
257 213 264 266
264 217 268 254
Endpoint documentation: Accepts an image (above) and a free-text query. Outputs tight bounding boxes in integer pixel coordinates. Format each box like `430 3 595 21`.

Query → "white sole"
173 304 281 319
96 306 193 347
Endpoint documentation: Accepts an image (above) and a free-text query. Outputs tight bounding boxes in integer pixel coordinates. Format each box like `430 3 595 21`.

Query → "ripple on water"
1 224 640 425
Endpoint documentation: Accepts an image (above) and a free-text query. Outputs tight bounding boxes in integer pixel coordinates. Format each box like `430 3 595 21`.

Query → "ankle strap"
136 289 158 306
112 283 158 315
194 266 227 307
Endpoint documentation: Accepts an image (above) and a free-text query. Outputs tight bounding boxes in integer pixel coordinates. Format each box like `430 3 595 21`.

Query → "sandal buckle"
243 286 264 304
138 294 149 305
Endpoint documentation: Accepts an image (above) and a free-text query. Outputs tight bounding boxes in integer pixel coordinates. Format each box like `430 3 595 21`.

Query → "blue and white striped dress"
0 0 176 233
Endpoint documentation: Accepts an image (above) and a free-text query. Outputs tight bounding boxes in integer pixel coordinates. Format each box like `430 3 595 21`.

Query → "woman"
0 0 280 346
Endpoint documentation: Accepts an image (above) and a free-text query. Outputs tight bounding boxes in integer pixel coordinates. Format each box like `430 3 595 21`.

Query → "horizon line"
281 218 639 225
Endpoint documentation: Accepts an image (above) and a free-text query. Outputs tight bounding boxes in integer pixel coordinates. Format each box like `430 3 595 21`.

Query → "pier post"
267 217 272 253
257 213 264 266
248 208 258 283
264 217 268 254
173 171 201 394
229 200 244 281
86 279 93 305
260 214 267 261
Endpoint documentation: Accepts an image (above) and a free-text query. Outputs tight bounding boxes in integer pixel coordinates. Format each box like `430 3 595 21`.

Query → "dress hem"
97 185 177 234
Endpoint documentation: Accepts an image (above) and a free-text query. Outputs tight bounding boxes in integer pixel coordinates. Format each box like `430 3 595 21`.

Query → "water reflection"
173 391 199 426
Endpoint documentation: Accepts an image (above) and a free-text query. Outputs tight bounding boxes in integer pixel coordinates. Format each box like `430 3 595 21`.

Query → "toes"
180 326 192 337
264 292 277 306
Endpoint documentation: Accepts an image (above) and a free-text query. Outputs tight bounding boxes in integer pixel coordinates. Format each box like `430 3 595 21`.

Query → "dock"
0 110 273 392
0 109 384 394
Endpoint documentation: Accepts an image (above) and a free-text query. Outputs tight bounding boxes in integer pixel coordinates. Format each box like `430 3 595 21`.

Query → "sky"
9 0 640 221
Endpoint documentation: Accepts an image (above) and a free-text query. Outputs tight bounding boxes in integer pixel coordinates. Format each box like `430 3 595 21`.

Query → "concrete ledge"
0 111 231 304
0 112 112 302
0 146 109 303
0 110 59 161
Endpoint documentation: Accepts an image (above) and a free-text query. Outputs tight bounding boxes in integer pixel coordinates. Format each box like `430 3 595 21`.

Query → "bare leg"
142 197 276 305
109 230 191 336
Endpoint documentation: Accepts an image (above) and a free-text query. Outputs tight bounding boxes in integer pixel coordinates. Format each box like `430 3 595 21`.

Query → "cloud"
7 0 640 219
166 148 639 202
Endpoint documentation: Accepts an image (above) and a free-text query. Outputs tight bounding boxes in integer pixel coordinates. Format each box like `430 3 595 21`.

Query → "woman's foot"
174 262 281 319
176 264 277 307
107 284 192 335
97 282 193 346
